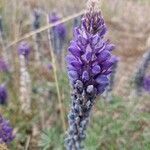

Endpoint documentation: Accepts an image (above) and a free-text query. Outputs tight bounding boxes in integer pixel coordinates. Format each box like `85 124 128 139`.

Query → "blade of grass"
6 10 85 49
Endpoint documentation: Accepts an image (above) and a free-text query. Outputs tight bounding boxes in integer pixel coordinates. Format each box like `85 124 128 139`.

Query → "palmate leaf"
39 127 64 150
39 128 54 150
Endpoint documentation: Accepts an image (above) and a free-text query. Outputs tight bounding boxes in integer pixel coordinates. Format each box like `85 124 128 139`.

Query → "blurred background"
0 0 150 149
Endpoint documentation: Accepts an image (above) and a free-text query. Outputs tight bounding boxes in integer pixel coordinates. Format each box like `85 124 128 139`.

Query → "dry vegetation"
0 0 150 149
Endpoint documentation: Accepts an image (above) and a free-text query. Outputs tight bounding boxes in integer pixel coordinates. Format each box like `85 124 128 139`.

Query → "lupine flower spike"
65 0 117 149
134 49 150 96
0 84 8 105
18 41 31 114
0 115 15 146
32 8 42 65
49 12 66 55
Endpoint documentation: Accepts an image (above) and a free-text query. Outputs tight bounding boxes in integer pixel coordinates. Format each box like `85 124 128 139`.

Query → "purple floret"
0 115 15 144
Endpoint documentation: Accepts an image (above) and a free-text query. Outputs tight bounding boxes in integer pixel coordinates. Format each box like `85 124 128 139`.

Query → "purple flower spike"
0 85 7 105
0 59 9 72
143 76 150 92
66 7 116 96
49 12 66 39
18 41 30 59
0 115 15 144
65 1 116 149
49 12 66 54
